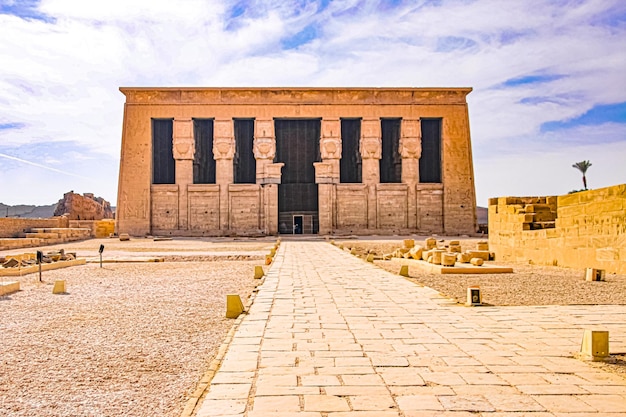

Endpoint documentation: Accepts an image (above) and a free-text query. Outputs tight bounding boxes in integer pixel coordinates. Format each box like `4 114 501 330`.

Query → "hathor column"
400 118 422 230
213 119 235 233
360 118 382 230
254 119 283 234
172 118 194 230
315 118 341 234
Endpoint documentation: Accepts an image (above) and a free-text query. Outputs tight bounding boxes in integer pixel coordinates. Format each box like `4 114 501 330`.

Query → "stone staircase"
0 228 92 251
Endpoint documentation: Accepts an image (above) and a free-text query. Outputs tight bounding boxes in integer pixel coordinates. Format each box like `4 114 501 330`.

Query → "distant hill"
476 206 488 224
0 203 57 218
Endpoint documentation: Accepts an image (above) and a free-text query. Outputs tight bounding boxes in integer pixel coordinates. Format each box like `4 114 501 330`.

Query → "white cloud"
0 0 624 205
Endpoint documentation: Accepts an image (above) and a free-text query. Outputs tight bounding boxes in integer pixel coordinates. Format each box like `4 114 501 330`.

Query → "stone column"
213 119 235 233
360 118 381 230
254 119 282 235
173 118 194 230
315 118 341 234
401 118 422 230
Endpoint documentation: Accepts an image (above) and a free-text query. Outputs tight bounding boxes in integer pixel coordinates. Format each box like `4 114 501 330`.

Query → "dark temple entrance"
275 119 320 234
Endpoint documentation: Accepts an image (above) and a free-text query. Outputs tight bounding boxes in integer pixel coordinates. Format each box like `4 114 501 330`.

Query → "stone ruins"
54 191 113 220
116 87 477 237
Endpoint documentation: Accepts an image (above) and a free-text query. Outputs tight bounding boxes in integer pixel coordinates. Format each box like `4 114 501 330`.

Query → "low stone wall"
489 184 626 274
0 217 69 238
69 219 115 238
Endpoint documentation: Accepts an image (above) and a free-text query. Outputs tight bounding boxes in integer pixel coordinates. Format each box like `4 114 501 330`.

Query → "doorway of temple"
275 119 320 234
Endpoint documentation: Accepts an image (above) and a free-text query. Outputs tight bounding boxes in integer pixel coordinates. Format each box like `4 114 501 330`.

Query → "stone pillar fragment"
318 118 342 234
254 119 280 235
401 118 422 230
213 119 235 233
173 118 194 230
360 118 381 229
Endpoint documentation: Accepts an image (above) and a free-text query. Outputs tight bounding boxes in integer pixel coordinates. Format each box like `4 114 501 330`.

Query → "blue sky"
1 0 625 207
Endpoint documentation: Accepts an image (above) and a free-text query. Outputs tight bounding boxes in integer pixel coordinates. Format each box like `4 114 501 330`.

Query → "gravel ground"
337 238 626 378
336 238 626 306
0 238 273 417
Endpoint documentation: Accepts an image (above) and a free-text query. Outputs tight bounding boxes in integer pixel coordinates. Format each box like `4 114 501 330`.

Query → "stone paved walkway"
195 241 626 417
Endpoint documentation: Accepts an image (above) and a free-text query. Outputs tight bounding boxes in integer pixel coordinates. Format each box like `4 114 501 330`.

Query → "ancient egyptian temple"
116 88 477 236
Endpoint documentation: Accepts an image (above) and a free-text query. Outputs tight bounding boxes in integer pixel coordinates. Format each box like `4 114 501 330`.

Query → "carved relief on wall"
400 136 422 159
402 119 421 139
214 119 234 138
320 136 342 160
213 137 235 160
173 119 194 160
360 136 381 159
255 119 274 139
320 119 341 160
361 118 381 139
253 137 276 160
122 189 148 219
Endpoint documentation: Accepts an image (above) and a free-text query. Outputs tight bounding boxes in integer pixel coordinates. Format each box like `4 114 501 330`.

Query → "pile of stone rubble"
1 249 77 269
383 238 495 266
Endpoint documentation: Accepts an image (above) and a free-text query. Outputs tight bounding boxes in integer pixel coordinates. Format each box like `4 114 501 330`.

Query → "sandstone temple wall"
488 184 626 274
117 88 477 236
0 217 69 238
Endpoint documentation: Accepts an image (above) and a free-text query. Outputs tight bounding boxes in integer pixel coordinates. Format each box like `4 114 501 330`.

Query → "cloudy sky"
1 0 625 208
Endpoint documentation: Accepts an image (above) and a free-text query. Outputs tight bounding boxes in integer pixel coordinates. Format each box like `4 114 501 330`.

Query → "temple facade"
116 88 477 236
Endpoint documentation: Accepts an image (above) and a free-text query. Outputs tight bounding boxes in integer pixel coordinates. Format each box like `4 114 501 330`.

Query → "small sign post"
36 250 43 282
98 244 105 268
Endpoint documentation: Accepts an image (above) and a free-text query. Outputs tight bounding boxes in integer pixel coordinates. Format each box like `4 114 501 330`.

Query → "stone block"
466 250 490 261
421 249 431 261
457 253 472 263
448 244 462 253
366 254 374 262
226 294 245 319
265 255 272 265
52 280 66 294
585 268 605 281
466 286 481 306
254 266 264 279
403 239 414 249
399 265 409 277
470 258 484 266
441 253 456 267
579 329 609 361
119 233 130 241
424 237 437 250
525 204 551 213
431 249 444 265
476 241 489 251
408 246 423 260
0 281 20 296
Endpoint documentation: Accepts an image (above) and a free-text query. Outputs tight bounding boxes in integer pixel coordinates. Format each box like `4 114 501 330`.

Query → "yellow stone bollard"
399 265 409 277
265 255 273 265
466 286 481 306
585 268 605 282
226 294 245 319
52 280 66 294
579 329 609 361
350 248 357 255
270 248 276 257
366 254 374 262
254 266 265 279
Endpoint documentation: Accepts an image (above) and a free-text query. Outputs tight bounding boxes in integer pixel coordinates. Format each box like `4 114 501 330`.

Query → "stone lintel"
259 163 284 185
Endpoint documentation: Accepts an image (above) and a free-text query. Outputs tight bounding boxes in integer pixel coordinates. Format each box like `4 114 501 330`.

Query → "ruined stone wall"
69 219 116 238
488 184 626 274
117 88 477 236
54 192 113 220
0 217 69 238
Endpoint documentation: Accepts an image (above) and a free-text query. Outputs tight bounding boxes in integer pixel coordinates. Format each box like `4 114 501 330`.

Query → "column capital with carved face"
172 118 194 160
360 118 381 159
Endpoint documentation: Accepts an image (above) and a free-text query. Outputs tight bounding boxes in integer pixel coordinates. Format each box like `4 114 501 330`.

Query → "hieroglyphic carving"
122 189 148 219
253 137 276 160
360 118 381 159
173 119 194 160
321 119 341 160
400 119 422 159
254 119 276 160
213 119 235 160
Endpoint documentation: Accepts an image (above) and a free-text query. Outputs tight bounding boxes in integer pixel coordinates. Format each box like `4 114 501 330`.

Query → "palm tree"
572 160 592 190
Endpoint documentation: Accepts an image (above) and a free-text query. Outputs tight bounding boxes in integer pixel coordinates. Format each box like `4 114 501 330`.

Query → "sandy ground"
336 237 626 377
1 236 624 416
0 237 274 417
